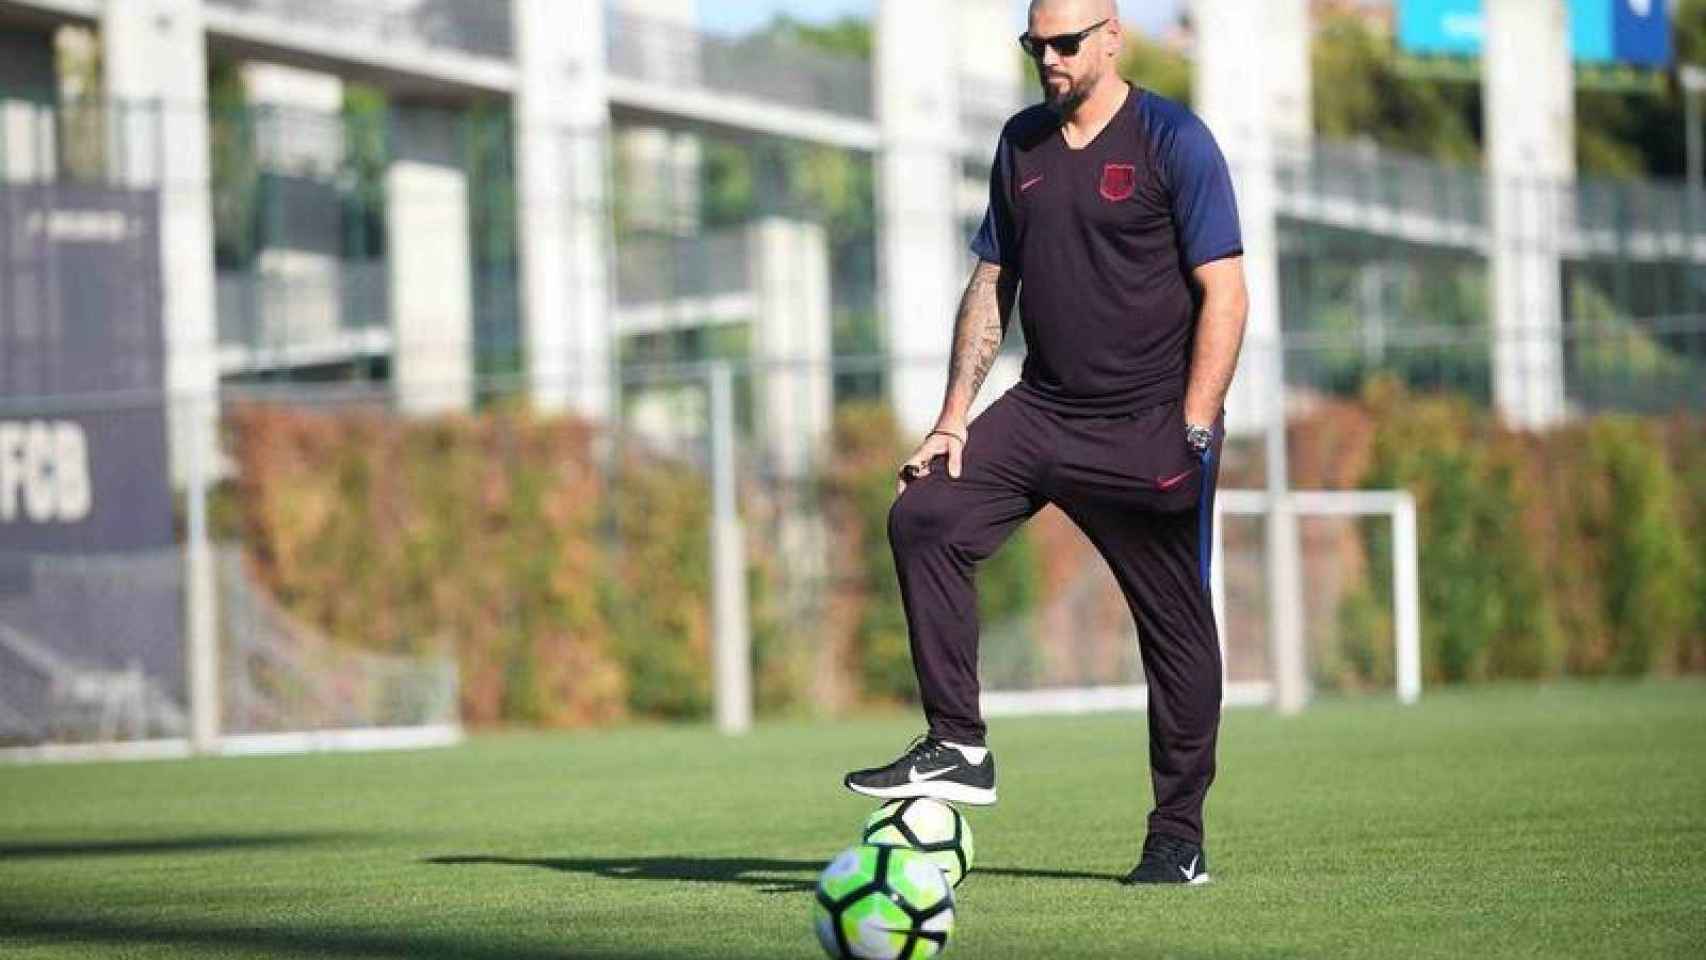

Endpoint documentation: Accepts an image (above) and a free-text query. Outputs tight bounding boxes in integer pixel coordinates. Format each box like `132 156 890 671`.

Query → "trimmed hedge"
224 387 1703 728
226 404 627 726
1301 380 1703 688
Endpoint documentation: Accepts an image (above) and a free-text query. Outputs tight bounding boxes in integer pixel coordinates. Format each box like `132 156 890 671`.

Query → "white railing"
206 0 512 61
606 7 873 120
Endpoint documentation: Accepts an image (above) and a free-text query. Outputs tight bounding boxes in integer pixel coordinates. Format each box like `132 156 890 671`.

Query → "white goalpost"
1213 489 1423 707
979 488 1422 718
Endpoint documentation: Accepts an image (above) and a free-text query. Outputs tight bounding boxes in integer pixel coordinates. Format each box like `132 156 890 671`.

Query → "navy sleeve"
969 137 1016 268
1159 112 1243 270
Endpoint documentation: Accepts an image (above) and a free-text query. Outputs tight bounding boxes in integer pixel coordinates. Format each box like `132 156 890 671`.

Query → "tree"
1312 13 1481 165
763 14 872 60
1117 30 1191 103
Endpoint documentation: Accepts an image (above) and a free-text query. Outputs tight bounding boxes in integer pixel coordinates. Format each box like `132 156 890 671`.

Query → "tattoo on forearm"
946 263 1014 411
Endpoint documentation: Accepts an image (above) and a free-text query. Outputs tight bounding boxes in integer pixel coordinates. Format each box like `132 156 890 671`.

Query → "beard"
1041 70 1090 114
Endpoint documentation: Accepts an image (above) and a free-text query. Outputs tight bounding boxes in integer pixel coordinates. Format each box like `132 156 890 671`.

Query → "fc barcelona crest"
1099 163 1137 201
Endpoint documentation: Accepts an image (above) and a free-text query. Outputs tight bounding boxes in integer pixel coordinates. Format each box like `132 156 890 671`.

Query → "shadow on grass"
0 913 664 960
425 855 1119 893
0 833 351 860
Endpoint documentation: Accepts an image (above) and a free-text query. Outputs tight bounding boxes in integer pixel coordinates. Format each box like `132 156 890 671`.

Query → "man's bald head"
1028 0 1117 25
1024 0 1122 115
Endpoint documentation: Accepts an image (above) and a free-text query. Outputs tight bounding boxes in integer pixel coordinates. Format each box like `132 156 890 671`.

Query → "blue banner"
0 185 173 554
1398 0 1485 56
1398 0 1672 66
1613 0 1673 66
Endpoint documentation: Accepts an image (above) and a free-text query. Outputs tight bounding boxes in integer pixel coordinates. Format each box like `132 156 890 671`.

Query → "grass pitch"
2 682 1703 958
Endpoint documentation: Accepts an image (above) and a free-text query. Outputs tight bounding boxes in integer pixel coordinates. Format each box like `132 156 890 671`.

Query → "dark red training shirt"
970 82 1243 416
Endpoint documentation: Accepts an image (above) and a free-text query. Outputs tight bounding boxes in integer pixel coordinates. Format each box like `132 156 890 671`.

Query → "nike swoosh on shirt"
1156 469 1195 491
908 765 957 782
1019 175 1044 192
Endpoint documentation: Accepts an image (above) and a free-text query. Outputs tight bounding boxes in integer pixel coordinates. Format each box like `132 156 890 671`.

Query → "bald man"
843 0 1249 886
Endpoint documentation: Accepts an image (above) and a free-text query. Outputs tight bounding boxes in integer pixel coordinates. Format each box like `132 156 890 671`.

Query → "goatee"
1044 83 1087 116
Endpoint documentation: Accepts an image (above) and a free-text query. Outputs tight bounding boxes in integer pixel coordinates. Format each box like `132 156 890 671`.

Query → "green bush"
1668 417 1706 672
1573 418 1698 675
604 448 713 719
1329 382 1705 688
1358 381 1560 683
226 390 1702 731
227 405 627 727
820 403 920 703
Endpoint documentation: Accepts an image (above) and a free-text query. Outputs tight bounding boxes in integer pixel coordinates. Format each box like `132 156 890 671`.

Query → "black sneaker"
1120 832 1211 886
843 735 997 806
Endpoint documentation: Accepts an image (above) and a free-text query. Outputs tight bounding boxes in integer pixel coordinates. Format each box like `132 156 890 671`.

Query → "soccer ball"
813 844 955 959
861 798 975 887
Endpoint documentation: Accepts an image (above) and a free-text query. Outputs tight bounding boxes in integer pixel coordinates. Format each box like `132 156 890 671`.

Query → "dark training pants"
888 389 1225 844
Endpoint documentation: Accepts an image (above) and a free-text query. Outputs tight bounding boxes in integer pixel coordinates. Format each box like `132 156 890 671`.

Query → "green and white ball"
861 798 975 887
813 844 955 959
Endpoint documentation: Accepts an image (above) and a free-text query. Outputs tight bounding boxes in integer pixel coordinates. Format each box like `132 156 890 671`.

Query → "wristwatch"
1184 423 1213 456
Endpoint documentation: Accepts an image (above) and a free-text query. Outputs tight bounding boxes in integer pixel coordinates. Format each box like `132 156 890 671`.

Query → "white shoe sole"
845 780 997 806
1124 870 1213 886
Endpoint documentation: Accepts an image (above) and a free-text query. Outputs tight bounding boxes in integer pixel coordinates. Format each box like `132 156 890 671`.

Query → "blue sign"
1399 0 1485 57
1398 0 1672 67
1613 0 1673 66
1573 0 1618 61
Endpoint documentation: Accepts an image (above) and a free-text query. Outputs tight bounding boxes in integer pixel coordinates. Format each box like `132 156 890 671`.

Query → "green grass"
2 682 1704 959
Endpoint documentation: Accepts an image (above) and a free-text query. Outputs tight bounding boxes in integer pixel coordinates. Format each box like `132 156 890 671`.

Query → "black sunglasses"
1018 18 1110 59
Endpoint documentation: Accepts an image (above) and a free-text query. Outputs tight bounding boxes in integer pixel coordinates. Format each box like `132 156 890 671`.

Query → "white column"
513 0 613 419
1192 0 1303 439
953 0 1021 148
1484 0 1571 429
1265 0 1313 162
102 0 217 482
104 0 219 751
952 0 1023 306
750 217 833 479
387 106 474 415
878 0 964 437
